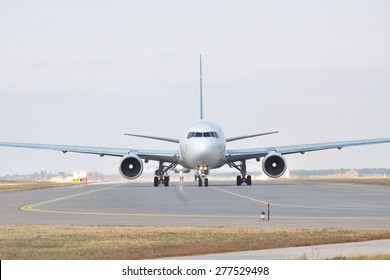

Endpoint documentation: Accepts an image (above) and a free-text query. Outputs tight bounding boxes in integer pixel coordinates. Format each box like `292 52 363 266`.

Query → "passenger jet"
1 57 390 187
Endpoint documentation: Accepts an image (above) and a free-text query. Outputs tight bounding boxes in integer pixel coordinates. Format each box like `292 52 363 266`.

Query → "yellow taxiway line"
209 186 389 211
20 183 123 212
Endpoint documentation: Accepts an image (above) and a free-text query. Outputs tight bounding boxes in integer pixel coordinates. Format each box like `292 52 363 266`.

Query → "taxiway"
1 180 389 227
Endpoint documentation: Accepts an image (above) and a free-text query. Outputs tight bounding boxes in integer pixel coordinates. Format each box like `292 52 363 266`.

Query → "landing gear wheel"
246 175 252 186
236 175 242 186
154 176 159 187
164 176 169 187
198 178 203 187
204 178 208 187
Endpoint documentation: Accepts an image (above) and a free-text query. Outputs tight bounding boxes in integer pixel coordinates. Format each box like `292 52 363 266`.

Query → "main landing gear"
228 160 252 186
154 161 177 187
236 175 252 186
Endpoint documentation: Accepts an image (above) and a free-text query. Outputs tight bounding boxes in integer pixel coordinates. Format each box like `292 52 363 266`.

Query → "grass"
303 177 390 186
332 254 390 260
0 180 83 193
0 226 389 260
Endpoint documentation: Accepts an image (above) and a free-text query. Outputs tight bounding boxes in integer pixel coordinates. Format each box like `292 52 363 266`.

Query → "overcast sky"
0 0 390 176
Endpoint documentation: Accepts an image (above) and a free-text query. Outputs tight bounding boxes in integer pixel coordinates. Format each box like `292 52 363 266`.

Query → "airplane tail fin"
200 54 204 119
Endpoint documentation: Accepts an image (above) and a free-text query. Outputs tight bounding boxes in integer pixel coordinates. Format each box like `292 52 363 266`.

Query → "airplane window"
188 132 218 138
187 132 195 139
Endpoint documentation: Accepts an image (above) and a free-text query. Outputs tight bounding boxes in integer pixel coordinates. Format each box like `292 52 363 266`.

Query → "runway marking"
209 186 390 211
18 183 390 222
20 183 123 212
208 186 269 205
18 204 390 222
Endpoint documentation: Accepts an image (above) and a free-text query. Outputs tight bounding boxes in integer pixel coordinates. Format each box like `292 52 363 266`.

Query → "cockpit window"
187 131 219 139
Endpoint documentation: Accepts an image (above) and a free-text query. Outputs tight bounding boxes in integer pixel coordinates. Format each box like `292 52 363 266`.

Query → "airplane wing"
124 133 179 143
226 138 390 162
0 142 180 163
226 131 279 142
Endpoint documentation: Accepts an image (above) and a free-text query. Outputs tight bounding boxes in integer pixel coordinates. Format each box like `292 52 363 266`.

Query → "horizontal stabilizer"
226 131 279 142
124 133 179 143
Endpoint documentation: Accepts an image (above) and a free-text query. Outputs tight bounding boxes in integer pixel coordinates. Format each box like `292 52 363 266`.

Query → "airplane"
172 165 191 175
171 164 191 182
1 56 390 187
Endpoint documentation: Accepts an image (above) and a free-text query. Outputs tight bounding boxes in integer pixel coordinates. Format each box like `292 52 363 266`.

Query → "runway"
1 180 390 227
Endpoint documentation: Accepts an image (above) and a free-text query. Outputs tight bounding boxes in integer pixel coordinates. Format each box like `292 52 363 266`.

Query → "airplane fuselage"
179 119 226 169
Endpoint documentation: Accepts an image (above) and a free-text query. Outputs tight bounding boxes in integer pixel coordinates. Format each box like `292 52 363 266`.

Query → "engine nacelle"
262 153 287 178
119 155 143 180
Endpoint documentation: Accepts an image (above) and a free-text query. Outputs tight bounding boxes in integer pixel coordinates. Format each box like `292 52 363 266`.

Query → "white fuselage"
179 119 226 169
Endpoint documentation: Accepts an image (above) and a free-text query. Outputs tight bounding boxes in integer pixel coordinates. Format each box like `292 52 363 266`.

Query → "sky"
0 0 390 176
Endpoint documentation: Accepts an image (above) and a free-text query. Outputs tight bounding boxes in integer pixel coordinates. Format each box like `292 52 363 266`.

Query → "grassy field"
332 254 390 260
303 177 390 186
0 226 389 260
0 180 82 193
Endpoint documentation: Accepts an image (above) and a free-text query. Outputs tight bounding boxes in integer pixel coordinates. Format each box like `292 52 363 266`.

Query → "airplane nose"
183 138 224 169
194 141 215 165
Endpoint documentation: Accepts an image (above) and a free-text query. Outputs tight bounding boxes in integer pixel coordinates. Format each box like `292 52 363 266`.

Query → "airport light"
260 212 266 220
268 203 270 221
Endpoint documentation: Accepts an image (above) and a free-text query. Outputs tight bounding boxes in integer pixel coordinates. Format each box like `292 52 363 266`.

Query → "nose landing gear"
197 177 209 187
197 166 209 187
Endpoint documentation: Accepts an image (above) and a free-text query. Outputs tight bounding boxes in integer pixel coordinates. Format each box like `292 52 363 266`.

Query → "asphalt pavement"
1 179 389 227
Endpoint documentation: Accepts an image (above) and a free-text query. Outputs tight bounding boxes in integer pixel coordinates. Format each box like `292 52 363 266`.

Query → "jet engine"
262 153 287 178
119 155 143 180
